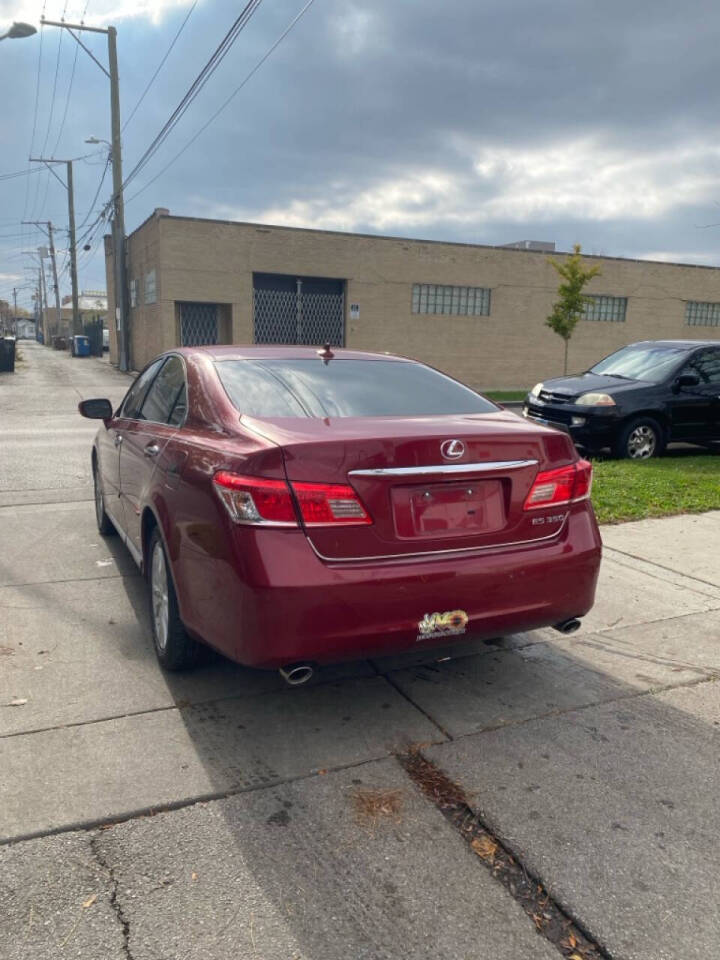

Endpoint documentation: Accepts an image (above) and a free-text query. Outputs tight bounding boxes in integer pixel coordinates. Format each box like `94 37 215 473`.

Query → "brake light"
523 459 593 510
291 481 371 526
213 472 297 525
213 472 372 527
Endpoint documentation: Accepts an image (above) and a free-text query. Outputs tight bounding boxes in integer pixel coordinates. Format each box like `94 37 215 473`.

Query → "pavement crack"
398 748 612 960
89 832 136 960
380 671 453 741
603 545 720 594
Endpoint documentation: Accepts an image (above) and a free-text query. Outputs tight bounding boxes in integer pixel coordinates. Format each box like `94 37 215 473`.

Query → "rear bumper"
222 502 602 668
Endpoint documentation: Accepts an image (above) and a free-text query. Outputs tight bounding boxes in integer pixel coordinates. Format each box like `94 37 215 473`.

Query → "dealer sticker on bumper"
417 609 469 642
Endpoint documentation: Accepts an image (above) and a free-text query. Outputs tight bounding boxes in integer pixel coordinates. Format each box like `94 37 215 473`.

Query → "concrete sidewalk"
1 342 719 959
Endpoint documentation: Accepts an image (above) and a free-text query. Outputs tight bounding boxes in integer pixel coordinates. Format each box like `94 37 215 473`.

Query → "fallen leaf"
82 894 97 909
8 699 28 707
470 835 498 860
569 954 584 960
317 769 328 776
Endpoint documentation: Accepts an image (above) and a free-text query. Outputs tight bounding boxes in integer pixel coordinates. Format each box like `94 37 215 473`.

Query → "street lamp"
0 22 37 40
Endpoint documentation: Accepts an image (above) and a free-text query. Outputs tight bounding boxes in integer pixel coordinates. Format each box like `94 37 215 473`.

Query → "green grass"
591 453 720 524
484 390 528 402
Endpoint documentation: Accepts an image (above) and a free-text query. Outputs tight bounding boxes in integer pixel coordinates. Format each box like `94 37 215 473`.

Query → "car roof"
172 344 415 362
628 339 720 348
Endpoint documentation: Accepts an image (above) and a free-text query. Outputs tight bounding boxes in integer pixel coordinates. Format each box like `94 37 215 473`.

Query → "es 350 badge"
417 609 469 642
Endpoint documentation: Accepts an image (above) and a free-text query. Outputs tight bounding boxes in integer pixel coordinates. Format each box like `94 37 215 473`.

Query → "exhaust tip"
554 617 582 635
279 662 315 686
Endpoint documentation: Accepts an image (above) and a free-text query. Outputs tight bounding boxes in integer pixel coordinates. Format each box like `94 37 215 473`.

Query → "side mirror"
673 373 700 393
78 398 113 420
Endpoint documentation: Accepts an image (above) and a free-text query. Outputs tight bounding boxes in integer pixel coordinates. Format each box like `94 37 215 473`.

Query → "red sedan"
79 345 601 683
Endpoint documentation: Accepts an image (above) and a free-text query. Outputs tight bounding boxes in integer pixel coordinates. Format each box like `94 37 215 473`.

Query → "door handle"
144 443 161 458
114 434 123 447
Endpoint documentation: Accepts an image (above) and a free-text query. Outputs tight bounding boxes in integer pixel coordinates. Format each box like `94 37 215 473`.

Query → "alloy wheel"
627 425 656 459
151 541 170 651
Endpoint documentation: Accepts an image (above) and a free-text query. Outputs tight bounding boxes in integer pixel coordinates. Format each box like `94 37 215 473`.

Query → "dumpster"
74 335 90 357
0 337 16 373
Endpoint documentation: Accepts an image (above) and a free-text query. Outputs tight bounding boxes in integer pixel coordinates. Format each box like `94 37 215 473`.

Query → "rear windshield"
590 344 689 383
215 358 498 418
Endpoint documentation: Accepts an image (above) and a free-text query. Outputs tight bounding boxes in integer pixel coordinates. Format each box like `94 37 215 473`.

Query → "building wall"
116 213 720 389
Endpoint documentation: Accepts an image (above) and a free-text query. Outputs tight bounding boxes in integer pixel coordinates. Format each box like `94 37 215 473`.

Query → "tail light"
213 472 371 527
213 472 297 525
523 459 593 510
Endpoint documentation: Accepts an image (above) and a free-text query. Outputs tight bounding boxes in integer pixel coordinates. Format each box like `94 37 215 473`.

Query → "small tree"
546 244 601 374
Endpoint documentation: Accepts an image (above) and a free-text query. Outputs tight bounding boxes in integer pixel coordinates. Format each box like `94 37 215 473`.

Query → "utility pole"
13 287 17 333
29 157 81 335
41 18 129 370
37 268 44 340
48 223 62 340
23 220 62 339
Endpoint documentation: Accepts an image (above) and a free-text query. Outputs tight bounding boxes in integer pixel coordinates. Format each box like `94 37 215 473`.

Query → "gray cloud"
3 0 720 307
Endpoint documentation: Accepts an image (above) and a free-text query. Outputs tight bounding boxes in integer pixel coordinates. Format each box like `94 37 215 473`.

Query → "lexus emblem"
440 439 465 460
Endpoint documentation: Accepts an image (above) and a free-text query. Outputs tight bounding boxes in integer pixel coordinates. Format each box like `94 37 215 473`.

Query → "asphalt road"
1 341 719 960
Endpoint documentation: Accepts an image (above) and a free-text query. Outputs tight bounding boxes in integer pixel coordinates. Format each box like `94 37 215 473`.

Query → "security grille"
179 302 218 346
253 274 344 346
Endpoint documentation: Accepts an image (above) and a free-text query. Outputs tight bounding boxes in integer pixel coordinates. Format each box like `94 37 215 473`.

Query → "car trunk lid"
242 412 577 560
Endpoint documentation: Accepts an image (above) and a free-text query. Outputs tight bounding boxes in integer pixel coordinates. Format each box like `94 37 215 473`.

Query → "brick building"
105 209 720 390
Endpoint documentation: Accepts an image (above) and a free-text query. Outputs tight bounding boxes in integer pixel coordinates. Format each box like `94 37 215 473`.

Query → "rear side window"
685 348 720 384
120 358 164 419
139 356 187 424
216 358 497 418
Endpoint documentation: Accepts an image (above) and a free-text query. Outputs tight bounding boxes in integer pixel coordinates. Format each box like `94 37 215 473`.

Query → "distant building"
43 290 107 344
501 240 556 253
105 209 720 388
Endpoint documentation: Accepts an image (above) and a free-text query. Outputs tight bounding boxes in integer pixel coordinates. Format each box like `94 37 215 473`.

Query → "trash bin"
74 335 90 357
0 337 16 373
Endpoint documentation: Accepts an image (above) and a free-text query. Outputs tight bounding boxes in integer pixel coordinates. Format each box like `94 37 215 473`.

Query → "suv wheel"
613 417 664 460
148 528 199 671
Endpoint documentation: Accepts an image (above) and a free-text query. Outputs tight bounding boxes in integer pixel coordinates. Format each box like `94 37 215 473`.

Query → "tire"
93 462 115 535
612 416 665 460
148 527 199 671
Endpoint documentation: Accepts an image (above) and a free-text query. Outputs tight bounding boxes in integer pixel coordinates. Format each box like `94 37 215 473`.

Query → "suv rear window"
215 358 497 418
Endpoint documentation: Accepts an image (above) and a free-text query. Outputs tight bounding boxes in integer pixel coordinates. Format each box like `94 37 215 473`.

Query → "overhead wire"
50 0 90 157
122 0 198 133
126 0 318 206
35 0 71 217
121 0 265 191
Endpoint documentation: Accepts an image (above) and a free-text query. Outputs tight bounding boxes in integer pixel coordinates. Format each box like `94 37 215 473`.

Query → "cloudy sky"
2 0 720 311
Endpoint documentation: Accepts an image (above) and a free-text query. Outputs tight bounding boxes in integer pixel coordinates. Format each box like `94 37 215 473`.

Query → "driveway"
1 342 719 959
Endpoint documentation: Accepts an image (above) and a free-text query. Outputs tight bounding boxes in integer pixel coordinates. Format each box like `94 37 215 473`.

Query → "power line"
122 0 198 133
0 166 45 182
77 154 111 230
122 0 265 191
126 0 318 205
51 0 89 157
33 13 67 218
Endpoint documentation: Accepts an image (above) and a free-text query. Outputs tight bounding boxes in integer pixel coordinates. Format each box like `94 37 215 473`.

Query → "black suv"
522 340 720 458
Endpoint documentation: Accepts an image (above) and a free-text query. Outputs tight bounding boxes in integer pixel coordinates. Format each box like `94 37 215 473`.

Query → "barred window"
412 283 491 316
144 269 157 305
685 301 720 327
129 278 138 308
583 295 627 322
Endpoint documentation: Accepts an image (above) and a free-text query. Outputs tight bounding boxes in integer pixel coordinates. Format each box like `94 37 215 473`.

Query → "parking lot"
1 341 719 959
